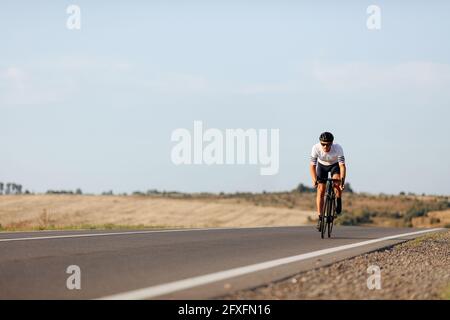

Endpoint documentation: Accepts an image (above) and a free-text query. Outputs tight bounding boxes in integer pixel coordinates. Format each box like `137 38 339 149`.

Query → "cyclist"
309 132 346 230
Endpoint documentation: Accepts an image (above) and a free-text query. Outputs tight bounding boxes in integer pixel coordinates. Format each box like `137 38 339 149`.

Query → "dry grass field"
0 192 448 231
0 195 315 231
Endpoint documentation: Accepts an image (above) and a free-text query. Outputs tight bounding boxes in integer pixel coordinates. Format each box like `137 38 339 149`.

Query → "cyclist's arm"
310 145 319 186
337 145 346 188
339 163 346 187
310 164 317 186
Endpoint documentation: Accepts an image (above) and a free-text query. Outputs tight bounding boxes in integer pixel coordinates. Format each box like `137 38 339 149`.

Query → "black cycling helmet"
319 132 334 143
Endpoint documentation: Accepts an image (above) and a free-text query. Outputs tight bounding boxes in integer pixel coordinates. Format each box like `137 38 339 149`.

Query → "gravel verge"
223 230 450 300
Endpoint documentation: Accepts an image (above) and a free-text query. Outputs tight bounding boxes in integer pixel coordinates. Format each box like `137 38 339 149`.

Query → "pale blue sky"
1 1 450 195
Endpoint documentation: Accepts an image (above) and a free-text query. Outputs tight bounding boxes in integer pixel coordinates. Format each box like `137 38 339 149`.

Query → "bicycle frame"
319 176 339 238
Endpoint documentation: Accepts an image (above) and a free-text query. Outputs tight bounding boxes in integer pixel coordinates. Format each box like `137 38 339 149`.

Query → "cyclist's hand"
340 183 345 191
313 179 318 188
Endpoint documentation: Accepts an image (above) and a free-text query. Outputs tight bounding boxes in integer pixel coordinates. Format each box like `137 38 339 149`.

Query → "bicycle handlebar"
317 178 341 183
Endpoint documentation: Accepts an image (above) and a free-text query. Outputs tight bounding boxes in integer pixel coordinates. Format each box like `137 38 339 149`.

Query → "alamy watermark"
171 121 280 175
66 265 81 290
367 5 381 30
366 265 382 290
66 5 81 30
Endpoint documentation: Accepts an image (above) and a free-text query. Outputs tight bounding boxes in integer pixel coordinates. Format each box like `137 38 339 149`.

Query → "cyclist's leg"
316 183 326 230
316 163 329 228
316 182 326 216
332 173 341 196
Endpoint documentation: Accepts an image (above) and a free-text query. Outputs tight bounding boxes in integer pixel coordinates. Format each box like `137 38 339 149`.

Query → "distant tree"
0 182 3 195
5 183 11 195
75 188 83 195
46 190 74 194
399 191 406 196
16 184 23 194
344 183 354 193
296 183 315 193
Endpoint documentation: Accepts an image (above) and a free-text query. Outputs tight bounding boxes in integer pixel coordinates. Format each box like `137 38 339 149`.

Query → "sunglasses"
321 142 332 147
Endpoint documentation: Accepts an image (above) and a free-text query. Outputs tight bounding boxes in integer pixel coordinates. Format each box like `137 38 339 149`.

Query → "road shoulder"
223 230 450 300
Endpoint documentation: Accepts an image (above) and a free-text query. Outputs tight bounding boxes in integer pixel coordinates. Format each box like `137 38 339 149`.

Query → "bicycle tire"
327 197 334 238
320 195 328 239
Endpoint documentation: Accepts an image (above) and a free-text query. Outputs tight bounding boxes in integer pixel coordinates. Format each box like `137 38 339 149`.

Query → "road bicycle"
318 176 339 239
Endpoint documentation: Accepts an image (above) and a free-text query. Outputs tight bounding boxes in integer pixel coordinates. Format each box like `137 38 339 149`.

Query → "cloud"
311 61 450 93
233 61 450 96
57 56 133 72
145 72 209 94
4 67 27 90
0 56 135 106
0 66 72 106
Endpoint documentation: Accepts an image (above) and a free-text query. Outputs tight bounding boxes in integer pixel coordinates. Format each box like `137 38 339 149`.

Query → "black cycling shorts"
316 162 340 183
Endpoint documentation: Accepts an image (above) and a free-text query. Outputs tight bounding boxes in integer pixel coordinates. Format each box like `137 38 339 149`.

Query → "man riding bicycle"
310 132 346 230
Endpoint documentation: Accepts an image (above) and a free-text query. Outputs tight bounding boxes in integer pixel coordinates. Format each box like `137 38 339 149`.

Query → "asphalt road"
0 226 443 299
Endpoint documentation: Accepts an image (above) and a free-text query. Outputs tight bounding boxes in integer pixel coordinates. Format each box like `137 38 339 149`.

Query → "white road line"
99 228 444 300
0 226 279 242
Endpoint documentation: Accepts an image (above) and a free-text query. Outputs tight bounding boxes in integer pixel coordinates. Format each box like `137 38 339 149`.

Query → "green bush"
402 200 448 223
338 209 372 226
295 183 315 193
404 208 427 222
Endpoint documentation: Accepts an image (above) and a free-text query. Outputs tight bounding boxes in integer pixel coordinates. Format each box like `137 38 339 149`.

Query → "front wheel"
320 196 330 239
327 198 335 238
320 196 329 239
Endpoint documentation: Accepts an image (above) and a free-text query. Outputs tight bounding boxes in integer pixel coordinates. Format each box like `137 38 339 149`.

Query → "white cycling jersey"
310 143 345 166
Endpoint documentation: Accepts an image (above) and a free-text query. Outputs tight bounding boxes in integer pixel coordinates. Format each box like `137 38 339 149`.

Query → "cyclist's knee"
317 183 326 194
332 175 341 188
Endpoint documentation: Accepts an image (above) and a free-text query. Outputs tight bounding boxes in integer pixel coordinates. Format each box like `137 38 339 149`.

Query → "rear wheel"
327 197 335 238
320 196 328 239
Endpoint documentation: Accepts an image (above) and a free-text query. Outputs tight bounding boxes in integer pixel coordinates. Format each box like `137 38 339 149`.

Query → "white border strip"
0 226 277 242
99 228 443 300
